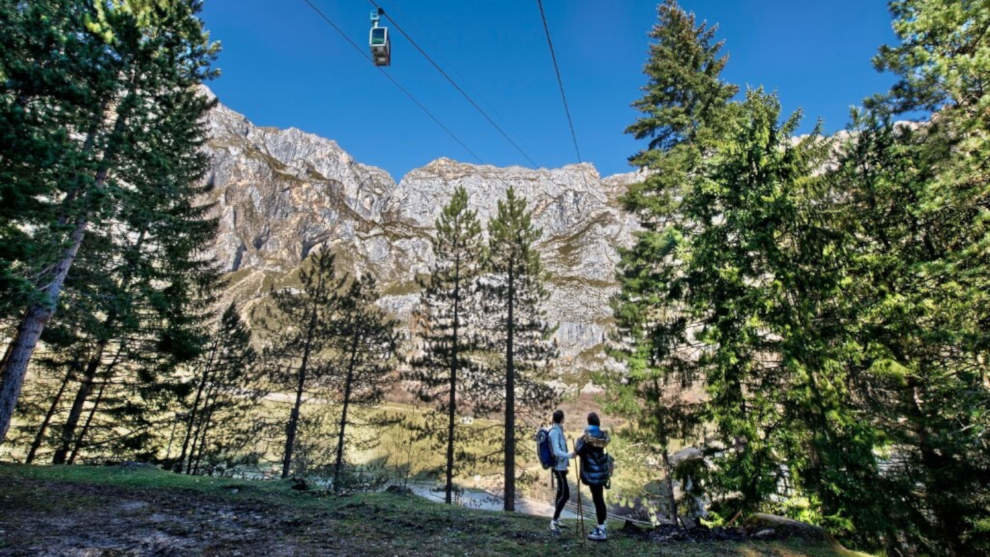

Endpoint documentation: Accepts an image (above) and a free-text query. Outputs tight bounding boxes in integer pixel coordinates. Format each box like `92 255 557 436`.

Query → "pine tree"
43 70 219 465
330 275 399 491
0 0 112 320
256 248 345 479
824 2 990 552
613 1 887 534
0 0 219 444
605 0 737 524
482 187 559 512
175 302 261 475
406 187 488 504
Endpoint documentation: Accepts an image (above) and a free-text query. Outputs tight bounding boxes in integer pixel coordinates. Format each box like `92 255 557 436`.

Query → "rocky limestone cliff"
199 88 643 373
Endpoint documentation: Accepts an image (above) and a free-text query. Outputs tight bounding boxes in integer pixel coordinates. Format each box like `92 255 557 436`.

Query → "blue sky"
200 1 899 181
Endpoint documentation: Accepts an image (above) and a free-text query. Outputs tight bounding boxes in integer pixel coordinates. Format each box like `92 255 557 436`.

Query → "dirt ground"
0 477 361 556
0 466 854 557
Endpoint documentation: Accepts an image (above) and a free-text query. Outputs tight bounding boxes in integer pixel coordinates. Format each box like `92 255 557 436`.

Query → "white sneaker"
549 520 561 534
588 525 607 541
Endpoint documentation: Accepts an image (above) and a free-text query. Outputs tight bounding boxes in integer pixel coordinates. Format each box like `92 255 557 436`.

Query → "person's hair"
552 409 564 424
587 412 600 426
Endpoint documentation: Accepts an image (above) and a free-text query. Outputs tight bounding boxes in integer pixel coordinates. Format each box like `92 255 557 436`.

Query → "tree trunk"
25 363 76 464
67 373 107 465
503 268 515 512
281 362 307 479
176 341 218 472
67 342 126 465
0 94 131 445
282 347 309 478
281 321 315 479
662 447 679 527
164 419 178 463
52 338 107 464
1 213 94 446
333 331 360 492
445 259 460 504
191 390 218 476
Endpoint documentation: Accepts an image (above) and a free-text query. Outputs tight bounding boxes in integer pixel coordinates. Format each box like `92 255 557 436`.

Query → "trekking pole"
575 454 586 540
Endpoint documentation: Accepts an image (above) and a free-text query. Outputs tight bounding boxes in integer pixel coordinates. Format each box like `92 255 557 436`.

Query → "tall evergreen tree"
823 1 990 552
256 248 345 479
0 0 112 320
330 275 399 491
482 187 559 512
407 187 488 504
612 2 988 553
0 0 219 445
605 0 737 524
46 69 219 465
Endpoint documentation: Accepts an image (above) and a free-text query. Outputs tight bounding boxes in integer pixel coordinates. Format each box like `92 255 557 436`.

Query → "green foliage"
0 0 220 448
606 0 737 526
612 0 989 554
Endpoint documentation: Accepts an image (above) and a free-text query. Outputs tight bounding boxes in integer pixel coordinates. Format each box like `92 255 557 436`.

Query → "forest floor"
0 464 866 557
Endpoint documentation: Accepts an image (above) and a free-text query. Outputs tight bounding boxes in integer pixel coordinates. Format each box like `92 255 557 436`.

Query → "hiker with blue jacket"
576 412 611 541
548 409 575 534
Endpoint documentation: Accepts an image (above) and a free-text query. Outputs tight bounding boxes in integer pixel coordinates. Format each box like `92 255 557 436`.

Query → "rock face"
200 89 642 373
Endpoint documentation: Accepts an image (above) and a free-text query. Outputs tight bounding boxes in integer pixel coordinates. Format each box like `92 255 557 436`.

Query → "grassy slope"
0 464 865 557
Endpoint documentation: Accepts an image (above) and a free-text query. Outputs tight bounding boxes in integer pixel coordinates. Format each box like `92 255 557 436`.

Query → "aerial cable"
366 0 540 168
536 0 582 162
301 0 483 163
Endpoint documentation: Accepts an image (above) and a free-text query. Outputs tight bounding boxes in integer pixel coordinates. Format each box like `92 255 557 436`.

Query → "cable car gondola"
369 9 390 67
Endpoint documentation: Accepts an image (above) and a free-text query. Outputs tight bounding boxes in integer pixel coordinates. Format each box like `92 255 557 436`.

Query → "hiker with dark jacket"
548 409 575 533
575 412 610 541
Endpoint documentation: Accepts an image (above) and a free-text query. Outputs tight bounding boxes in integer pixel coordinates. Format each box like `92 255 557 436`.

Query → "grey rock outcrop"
200 91 642 373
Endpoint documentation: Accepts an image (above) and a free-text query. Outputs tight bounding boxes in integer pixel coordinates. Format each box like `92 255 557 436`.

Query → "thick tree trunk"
333 332 360 492
25 363 76 464
0 213 93 446
0 95 129 445
52 338 107 464
503 270 515 512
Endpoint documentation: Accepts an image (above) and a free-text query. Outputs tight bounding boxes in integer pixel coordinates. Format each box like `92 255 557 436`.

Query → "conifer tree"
407 187 488 504
45 74 219 465
605 0 737 523
257 248 345 478
175 302 261 475
824 1 990 552
0 0 112 320
482 187 559 512
0 0 220 445
330 275 399 491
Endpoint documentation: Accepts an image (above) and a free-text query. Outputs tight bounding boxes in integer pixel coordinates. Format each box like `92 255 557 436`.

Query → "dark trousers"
589 484 606 525
552 470 569 520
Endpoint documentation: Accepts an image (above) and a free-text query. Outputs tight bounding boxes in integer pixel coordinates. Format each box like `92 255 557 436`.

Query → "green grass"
0 463 863 556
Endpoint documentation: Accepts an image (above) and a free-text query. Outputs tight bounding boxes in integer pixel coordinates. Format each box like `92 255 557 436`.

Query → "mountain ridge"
199 88 642 373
